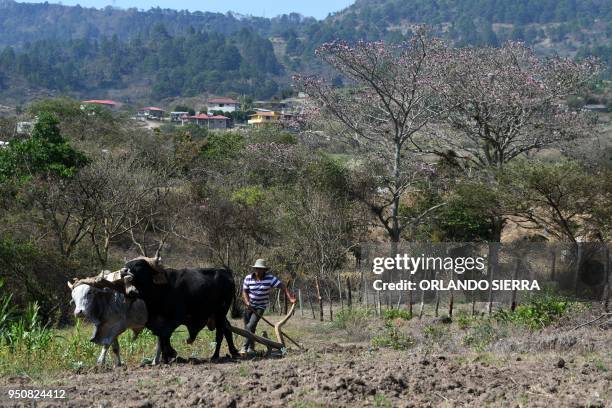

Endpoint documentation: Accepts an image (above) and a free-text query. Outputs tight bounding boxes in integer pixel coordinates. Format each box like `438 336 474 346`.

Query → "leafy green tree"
201 132 245 162
0 113 88 183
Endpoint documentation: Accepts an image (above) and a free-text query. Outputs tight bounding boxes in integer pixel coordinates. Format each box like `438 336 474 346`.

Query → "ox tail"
226 269 242 319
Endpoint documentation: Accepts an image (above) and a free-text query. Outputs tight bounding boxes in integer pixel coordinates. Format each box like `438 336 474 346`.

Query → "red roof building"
181 113 230 129
82 100 118 107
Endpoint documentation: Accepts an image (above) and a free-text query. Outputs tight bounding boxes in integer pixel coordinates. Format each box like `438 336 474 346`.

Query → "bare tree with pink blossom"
432 42 600 170
430 42 601 240
295 28 447 244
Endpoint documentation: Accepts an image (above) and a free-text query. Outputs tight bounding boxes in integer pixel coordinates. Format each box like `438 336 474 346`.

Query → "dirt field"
1 307 610 407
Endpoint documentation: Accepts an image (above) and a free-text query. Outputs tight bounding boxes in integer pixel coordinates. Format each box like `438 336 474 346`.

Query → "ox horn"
67 280 74 290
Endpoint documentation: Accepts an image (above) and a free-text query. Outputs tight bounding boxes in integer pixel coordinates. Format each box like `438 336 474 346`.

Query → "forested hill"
0 0 611 104
0 0 313 47
0 28 284 100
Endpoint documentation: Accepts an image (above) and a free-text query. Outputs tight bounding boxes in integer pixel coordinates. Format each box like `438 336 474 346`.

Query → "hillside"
0 0 611 105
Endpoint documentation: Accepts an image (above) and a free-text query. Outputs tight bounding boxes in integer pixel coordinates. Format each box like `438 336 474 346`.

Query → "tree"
503 159 611 242
79 155 174 266
431 42 600 240
296 28 446 244
0 112 88 183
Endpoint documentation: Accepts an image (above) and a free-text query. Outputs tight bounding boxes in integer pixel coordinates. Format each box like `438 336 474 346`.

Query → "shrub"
382 309 412 321
371 320 415 350
494 292 575 330
455 312 475 330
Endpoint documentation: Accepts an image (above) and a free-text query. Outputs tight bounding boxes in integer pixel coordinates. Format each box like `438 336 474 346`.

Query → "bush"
371 320 415 350
201 132 245 161
455 312 475 330
494 292 575 330
382 309 412 321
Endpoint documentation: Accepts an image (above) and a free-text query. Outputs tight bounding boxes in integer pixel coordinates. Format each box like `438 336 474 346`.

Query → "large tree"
296 28 446 244
503 159 611 243
430 42 600 240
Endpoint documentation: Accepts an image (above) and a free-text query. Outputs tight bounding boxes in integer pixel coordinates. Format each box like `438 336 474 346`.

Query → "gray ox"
68 281 147 367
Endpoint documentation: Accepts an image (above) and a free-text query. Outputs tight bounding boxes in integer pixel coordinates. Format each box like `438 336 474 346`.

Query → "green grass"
0 319 225 380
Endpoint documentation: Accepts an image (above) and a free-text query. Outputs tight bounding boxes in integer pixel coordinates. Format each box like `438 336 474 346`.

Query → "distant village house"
181 113 229 129
80 100 119 110
137 106 165 120
207 98 240 114
247 110 293 127
170 111 190 122
16 121 34 135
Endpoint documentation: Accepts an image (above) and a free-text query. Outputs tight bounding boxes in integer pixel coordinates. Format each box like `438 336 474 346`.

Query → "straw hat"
251 259 269 270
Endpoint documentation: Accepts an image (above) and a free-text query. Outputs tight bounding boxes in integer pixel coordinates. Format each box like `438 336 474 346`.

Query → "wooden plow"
228 302 303 353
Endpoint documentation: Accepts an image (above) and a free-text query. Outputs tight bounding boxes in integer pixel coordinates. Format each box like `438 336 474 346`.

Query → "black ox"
121 259 239 364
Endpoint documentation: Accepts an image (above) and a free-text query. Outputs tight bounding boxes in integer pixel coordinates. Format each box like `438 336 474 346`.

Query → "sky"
20 0 355 19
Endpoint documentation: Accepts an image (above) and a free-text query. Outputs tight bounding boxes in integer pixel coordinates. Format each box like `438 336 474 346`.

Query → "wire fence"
261 242 611 320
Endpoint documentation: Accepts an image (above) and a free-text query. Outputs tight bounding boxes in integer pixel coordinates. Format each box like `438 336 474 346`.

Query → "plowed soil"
1 309 610 407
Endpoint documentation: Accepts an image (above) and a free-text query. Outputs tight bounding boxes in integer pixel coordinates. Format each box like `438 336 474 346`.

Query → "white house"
16 121 34 135
207 98 240 114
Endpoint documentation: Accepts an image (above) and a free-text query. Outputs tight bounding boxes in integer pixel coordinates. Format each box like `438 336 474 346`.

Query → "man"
241 259 296 354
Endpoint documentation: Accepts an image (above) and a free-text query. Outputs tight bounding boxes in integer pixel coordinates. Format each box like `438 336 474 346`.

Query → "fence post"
435 287 440 317
550 248 557 281
337 272 343 310
418 269 427 319
510 258 520 312
487 243 498 315
603 245 610 313
364 273 369 308
407 275 413 316
308 293 315 319
315 277 323 322
298 289 303 317
346 277 352 310
376 289 381 316
448 288 454 318
574 243 582 298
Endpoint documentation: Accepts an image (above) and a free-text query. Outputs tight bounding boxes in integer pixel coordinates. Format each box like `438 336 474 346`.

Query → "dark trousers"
243 307 264 349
